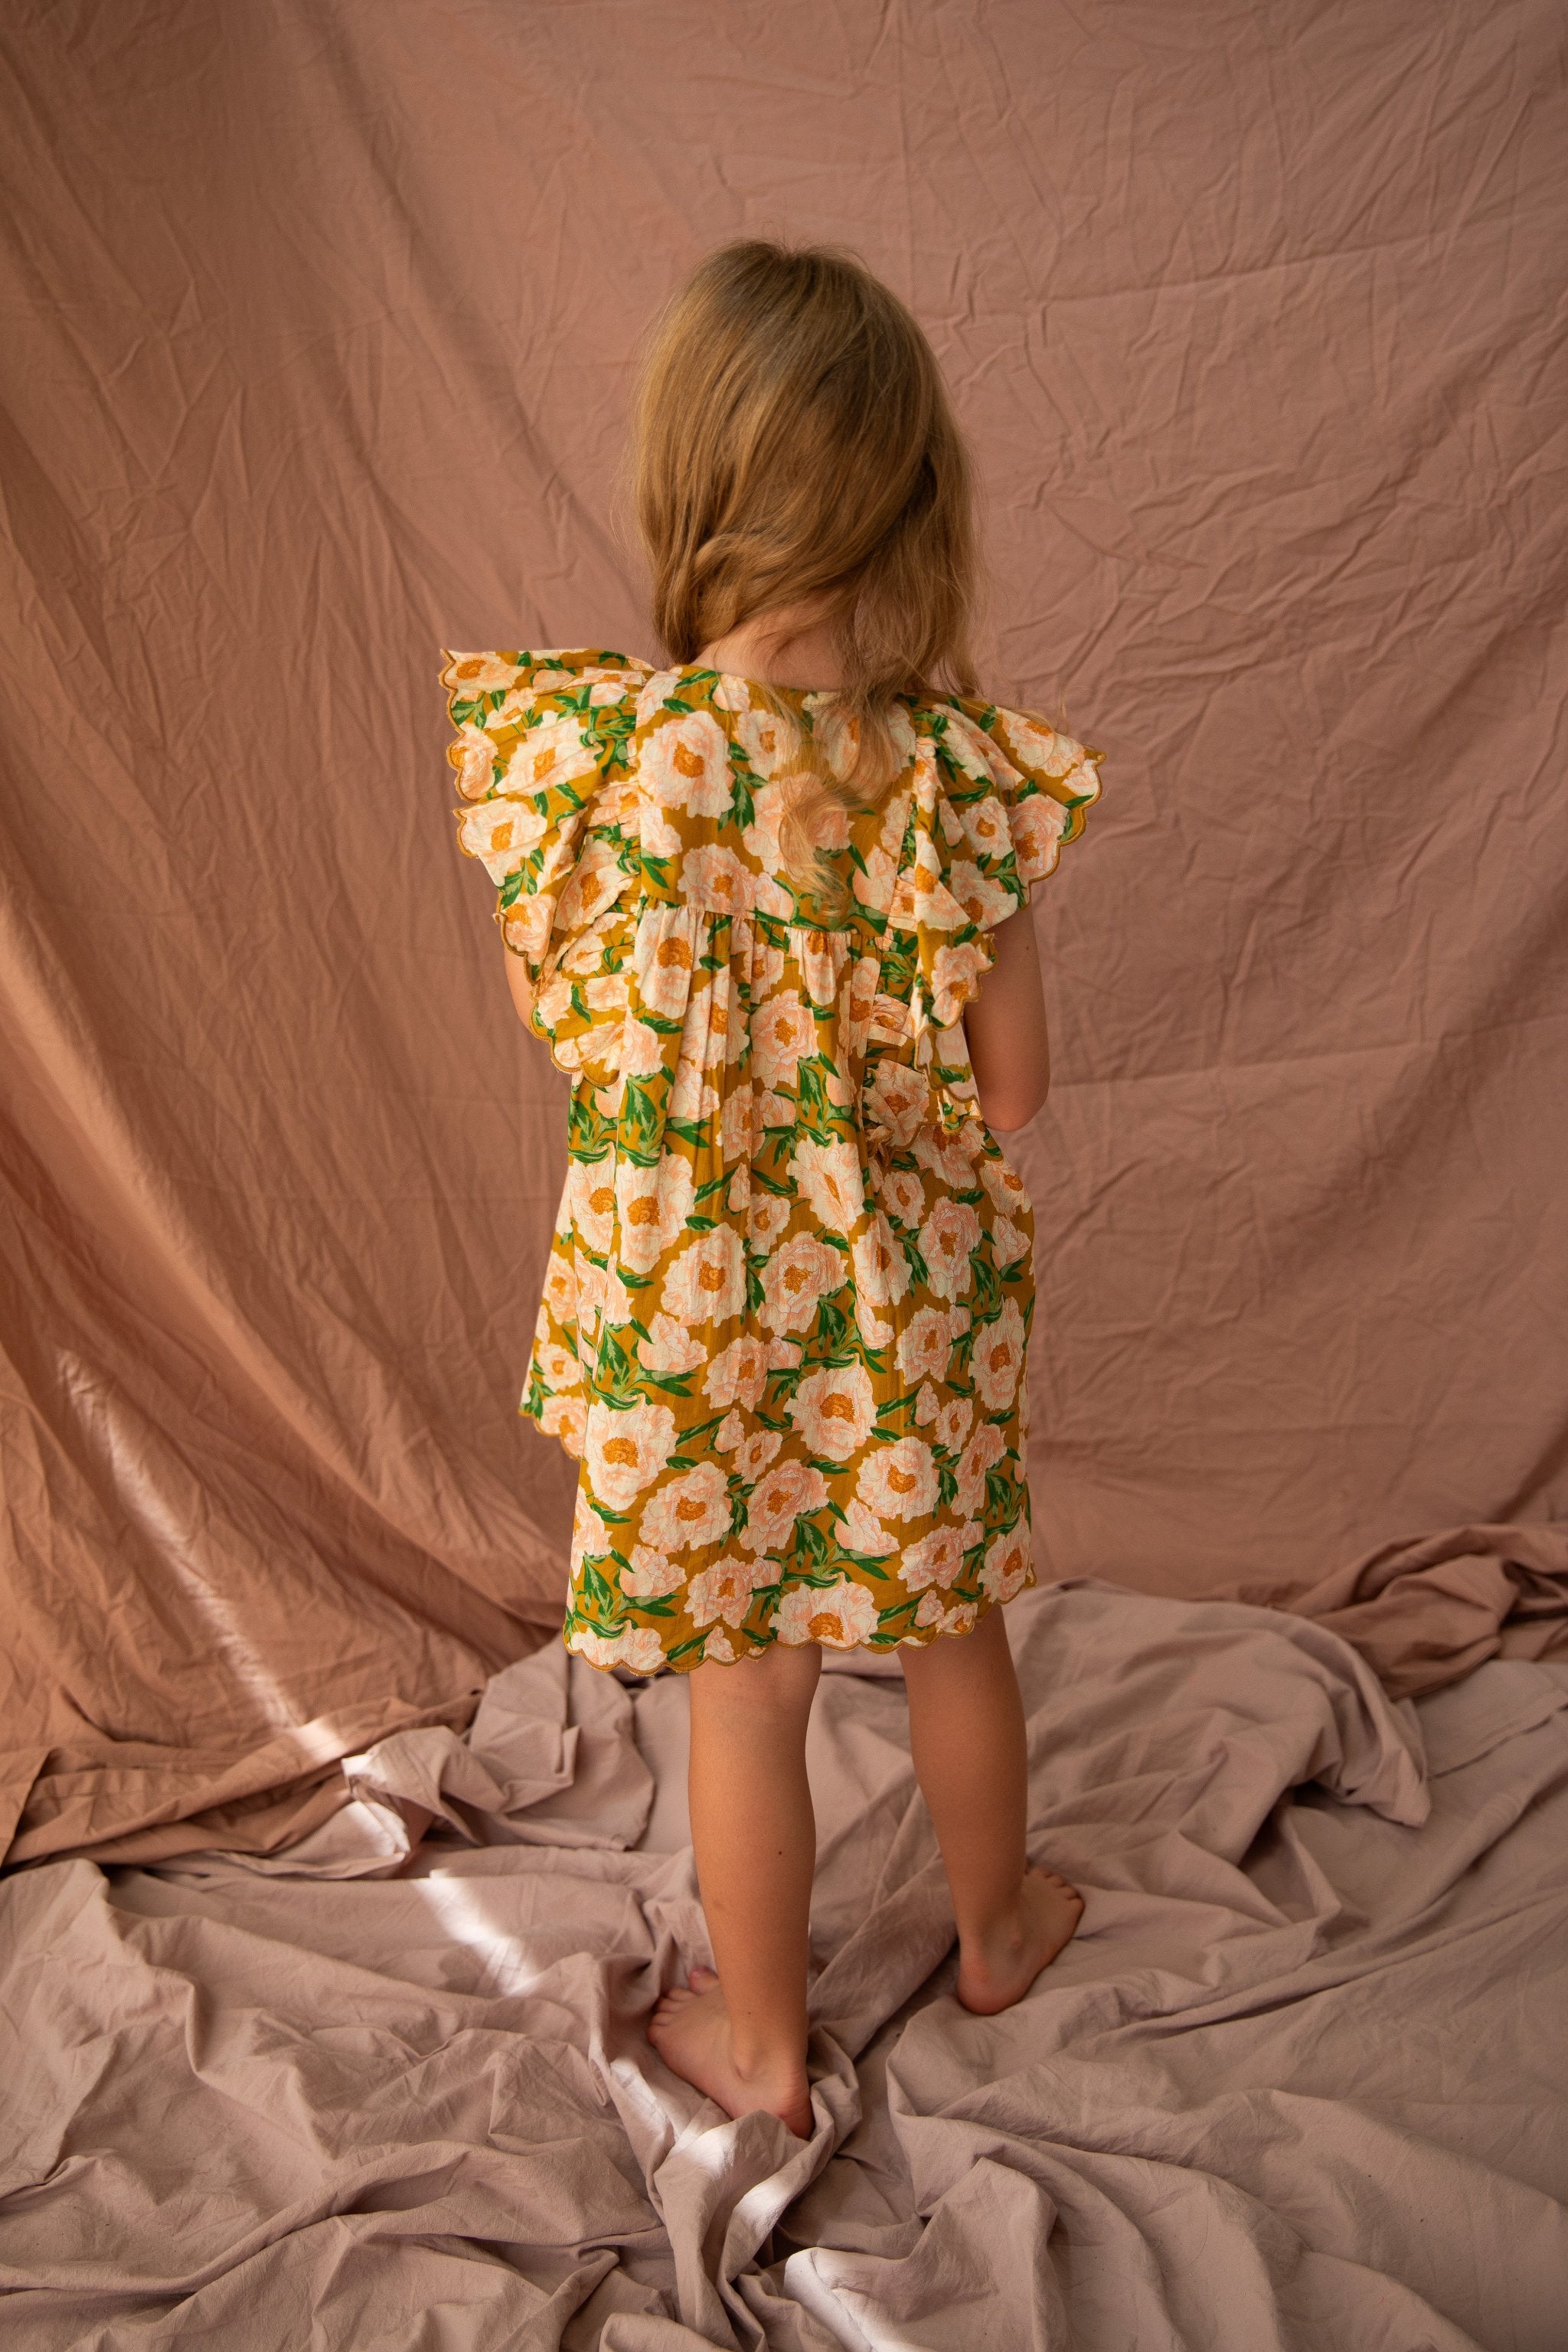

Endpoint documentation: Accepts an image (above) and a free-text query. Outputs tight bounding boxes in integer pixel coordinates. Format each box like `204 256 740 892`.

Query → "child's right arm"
963 909 1051 1133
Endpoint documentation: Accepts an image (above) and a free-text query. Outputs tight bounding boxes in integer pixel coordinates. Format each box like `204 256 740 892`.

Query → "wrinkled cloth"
1211 1519 1568 1697
442 651 1102 1677
4 0 1566 1868
4 1580 1565 2350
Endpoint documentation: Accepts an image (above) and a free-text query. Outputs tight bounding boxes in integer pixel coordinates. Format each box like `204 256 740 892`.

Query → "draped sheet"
3 1583 1565 2347
2 0 1565 1859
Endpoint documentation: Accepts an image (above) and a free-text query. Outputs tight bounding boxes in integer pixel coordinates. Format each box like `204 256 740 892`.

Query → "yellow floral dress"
441 649 1102 1674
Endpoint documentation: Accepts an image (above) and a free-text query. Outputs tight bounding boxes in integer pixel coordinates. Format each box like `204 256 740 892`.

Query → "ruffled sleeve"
953 696 1104 891
441 647 652 1081
887 698 1104 1035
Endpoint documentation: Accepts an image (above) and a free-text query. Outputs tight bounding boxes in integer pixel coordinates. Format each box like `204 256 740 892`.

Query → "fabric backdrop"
2 0 1564 1865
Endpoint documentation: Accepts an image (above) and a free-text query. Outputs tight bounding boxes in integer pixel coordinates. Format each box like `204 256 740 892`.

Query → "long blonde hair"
632 240 980 909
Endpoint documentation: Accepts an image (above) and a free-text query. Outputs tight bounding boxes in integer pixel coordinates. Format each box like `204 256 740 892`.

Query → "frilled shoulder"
939 697 1103 887
868 696 1104 1031
439 647 652 971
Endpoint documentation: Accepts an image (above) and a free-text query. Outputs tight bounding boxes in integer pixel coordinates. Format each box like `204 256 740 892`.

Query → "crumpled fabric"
3 1579 1564 2349
2 0 1563 1869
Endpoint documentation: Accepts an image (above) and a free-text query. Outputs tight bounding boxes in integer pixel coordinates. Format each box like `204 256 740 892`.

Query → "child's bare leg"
647 1638 821 2135
900 1602 1083 2012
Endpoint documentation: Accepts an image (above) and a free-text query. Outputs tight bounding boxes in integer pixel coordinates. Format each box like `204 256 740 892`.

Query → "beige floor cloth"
4 1581 1564 2350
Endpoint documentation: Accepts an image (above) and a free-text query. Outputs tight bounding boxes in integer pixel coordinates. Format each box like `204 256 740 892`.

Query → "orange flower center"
676 1496 707 1521
673 742 706 779
888 1466 916 1494
656 937 691 969
808 1612 842 1642
821 1393 855 1422
603 1436 639 1467
589 1187 613 1217
626 1197 660 1226
698 1263 727 1292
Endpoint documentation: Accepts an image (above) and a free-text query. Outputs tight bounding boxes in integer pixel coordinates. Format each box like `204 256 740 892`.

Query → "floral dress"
441 649 1102 1674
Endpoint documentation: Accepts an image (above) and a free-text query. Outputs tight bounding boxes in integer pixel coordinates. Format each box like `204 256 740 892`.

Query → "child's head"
632 240 979 804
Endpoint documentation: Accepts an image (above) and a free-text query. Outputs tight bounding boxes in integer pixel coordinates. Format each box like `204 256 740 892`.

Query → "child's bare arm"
502 948 534 1027
963 909 1051 1132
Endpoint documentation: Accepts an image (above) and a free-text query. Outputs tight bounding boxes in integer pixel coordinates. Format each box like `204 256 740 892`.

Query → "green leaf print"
874 1392 916 1423
568 1098 613 1155
596 1330 638 1393
984 1468 1020 1521
815 1298 849 1351
679 1410 731 1447
972 1257 1001 1318
622 1083 664 1153
792 1517 831 1570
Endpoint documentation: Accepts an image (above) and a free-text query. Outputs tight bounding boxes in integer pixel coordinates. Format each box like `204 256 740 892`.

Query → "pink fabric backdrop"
2 0 1564 1861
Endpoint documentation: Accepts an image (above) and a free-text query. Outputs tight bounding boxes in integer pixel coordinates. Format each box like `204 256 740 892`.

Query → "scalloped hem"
564 1574 1034 1678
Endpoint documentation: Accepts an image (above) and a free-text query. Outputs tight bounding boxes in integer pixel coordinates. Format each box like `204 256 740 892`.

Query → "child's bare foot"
647 1964 813 2137
955 1866 1084 2014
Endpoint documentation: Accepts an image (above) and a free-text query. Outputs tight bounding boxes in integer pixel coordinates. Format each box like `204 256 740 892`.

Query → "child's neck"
697 602 844 693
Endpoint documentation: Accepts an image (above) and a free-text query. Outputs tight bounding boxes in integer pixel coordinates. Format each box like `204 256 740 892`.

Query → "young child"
441 240 1103 2138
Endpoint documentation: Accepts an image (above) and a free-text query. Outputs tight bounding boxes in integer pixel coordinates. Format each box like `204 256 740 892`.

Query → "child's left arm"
502 947 535 1029
962 908 1051 1132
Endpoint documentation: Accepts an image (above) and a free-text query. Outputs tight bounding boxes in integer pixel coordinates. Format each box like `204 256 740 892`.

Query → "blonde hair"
632 240 980 910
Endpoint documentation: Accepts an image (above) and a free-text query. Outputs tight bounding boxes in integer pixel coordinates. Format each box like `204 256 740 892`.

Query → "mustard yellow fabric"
442 651 1102 1673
